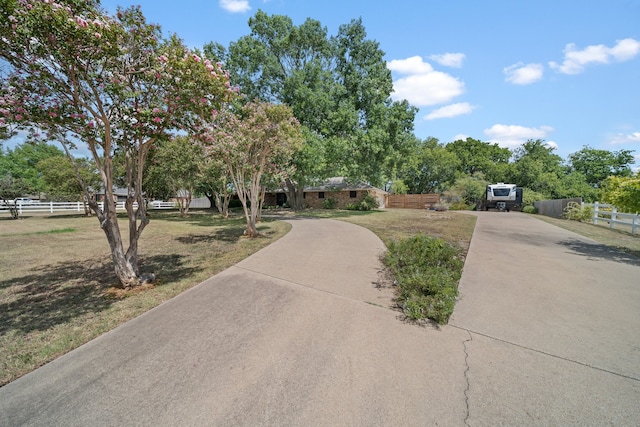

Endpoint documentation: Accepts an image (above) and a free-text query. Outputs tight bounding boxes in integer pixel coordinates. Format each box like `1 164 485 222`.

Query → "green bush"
522 189 546 207
322 198 337 209
522 205 538 214
563 201 593 222
358 194 379 211
345 203 359 210
384 233 463 324
449 201 472 211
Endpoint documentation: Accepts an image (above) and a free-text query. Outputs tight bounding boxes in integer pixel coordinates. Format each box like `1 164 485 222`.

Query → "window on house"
303 192 306 199
318 192 325 199
349 191 357 198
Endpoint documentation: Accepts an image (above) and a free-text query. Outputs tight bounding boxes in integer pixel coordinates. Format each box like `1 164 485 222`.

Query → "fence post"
610 207 617 230
633 213 639 235
50 201 54 213
593 202 599 225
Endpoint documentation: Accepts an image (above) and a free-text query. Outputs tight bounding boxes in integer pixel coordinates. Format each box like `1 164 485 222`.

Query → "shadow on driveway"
557 238 640 266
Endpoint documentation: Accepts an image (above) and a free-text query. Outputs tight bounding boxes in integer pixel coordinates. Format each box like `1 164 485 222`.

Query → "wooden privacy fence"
584 202 639 235
534 198 582 218
385 194 440 209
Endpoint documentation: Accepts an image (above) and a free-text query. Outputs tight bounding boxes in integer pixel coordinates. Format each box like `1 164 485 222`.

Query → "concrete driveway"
449 212 640 425
0 214 639 426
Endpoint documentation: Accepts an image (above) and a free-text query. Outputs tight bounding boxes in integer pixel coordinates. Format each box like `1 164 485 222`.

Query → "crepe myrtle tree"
205 101 303 237
0 0 237 287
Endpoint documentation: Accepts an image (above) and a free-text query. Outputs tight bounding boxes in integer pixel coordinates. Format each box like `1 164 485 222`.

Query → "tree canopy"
205 101 303 237
209 11 416 207
568 145 634 187
0 0 236 287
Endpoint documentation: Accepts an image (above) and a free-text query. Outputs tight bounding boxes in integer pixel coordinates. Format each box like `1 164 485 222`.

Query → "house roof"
304 177 386 193
268 177 387 194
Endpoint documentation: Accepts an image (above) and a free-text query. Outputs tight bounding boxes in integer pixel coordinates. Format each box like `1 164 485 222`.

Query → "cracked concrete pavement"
450 212 640 425
1 214 639 426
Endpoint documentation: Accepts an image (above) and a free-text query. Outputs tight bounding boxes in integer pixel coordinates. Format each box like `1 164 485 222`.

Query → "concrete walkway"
1 214 639 426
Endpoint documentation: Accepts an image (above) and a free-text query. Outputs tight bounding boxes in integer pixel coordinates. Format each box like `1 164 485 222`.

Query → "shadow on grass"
557 238 640 266
175 224 246 244
0 254 199 335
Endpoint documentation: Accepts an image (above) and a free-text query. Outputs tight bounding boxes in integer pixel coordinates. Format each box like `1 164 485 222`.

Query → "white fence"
0 197 210 216
583 202 639 235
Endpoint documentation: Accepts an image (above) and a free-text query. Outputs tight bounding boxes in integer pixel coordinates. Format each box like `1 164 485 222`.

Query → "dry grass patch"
301 208 476 252
0 211 289 386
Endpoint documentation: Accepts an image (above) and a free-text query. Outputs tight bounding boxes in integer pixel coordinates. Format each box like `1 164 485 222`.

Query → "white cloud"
219 0 251 13
428 53 465 68
452 134 470 142
388 56 434 74
549 38 640 74
424 102 475 120
609 131 640 145
504 62 544 85
388 56 465 107
484 124 554 149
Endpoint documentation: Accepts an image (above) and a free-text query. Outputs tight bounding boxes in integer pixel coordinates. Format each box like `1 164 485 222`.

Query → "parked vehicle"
478 183 523 212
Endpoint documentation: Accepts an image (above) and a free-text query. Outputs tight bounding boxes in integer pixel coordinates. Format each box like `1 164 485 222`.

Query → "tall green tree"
0 142 65 193
400 137 460 193
445 137 511 182
212 11 416 208
568 145 634 187
36 156 101 203
508 139 565 196
1 1 236 287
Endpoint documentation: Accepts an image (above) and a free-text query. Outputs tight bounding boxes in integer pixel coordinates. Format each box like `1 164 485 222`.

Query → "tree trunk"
89 197 140 288
213 192 230 218
285 178 305 210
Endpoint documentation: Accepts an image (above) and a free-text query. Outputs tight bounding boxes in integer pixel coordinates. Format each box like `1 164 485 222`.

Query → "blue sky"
15 0 640 165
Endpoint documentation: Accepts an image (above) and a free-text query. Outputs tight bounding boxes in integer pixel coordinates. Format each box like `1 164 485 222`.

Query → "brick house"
264 177 388 209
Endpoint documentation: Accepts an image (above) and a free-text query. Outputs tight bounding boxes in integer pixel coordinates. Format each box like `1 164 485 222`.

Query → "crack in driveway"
462 330 473 426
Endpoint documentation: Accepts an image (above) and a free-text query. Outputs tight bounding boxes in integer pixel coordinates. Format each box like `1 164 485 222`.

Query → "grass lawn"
0 210 290 386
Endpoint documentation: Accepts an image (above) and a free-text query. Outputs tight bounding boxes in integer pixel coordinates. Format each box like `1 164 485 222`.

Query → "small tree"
206 101 303 237
37 156 101 211
198 155 234 218
0 174 32 219
147 136 203 216
0 1 236 287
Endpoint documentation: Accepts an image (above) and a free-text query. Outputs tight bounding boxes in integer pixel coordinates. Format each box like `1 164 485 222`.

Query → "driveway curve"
0 218 469 426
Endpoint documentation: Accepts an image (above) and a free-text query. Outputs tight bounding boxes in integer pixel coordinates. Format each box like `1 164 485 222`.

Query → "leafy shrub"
522 205 538 214
345 203 359 210
522 189 546 207
449 201 471 211
563 201 593 222
384 233 463 324
322 198 337 209
358 194 379 211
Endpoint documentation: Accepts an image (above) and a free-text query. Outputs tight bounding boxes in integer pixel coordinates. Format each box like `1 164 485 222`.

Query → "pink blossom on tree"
0 0 237 287
205 101 303 237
